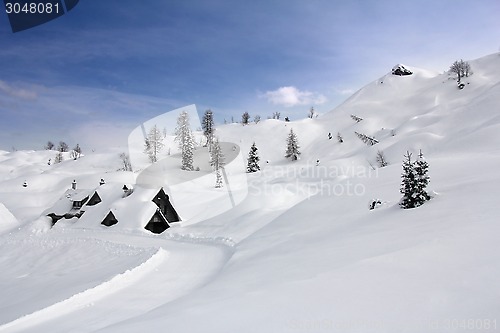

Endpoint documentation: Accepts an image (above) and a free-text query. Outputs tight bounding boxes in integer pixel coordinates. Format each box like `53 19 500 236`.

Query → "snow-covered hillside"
1 53 499 333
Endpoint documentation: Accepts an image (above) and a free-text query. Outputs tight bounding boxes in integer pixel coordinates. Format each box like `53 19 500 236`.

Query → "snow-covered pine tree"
285 128 301 161
400 151 416 209
119 153 132 171
308 107 315 119
414 150 431 205
144 125 164 163
400 150 430 209
70 144 82 160
175 111 195 171
54 151 63 164
355 131 379 146
376 150 388 167
210 138 225 188
247 142 260 173
201 109 215 147
351 114 363 123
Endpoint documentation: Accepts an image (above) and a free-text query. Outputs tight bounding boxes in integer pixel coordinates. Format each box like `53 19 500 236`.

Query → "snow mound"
0 248 168 332
0 202 18 234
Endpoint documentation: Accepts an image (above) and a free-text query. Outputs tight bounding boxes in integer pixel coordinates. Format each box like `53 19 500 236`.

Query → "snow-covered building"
45 183 180 234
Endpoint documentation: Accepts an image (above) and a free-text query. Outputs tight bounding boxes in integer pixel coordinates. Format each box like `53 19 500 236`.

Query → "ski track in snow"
0 233 232 333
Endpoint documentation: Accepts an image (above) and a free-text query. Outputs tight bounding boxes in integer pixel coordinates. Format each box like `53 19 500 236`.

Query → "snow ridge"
0 247 169 332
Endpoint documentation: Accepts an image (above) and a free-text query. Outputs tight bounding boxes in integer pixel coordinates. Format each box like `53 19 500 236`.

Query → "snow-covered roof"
66 189 93 202
89 183 126 205
43 189 88 215
71 185 170 231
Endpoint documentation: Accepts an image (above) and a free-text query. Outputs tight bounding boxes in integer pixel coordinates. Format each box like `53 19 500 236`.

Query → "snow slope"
0 53 499 333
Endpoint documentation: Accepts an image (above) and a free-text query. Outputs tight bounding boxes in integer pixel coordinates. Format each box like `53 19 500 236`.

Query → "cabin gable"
87 192 102 206
152 188 180 223
144 210 169 234
101 211 118 227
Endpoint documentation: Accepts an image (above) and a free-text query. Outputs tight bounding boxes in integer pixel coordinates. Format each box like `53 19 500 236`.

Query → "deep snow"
1 53 499 333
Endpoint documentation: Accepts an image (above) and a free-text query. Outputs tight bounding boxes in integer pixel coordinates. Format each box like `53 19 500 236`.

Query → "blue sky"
0 0 498 150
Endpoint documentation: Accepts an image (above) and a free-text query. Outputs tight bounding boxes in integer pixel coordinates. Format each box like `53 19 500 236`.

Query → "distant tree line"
45 140 82 164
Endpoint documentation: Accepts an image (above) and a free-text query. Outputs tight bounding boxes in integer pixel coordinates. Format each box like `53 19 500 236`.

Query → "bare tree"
119 153 132 171
449 59 472 83
45 141 55 150
58 141 69 152
242 112 250 125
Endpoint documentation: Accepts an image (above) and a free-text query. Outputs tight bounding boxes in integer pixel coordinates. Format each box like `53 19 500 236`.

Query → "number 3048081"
5 2 60 14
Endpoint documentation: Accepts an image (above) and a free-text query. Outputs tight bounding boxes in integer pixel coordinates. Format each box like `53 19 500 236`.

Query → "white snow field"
0 53 499 332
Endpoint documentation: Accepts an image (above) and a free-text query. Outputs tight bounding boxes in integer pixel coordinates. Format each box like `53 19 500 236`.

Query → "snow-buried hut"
97 187 180 234
45 183 180 234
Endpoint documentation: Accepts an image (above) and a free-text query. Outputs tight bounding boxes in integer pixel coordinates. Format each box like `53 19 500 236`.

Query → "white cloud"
0 80 38 100
262 86 327 107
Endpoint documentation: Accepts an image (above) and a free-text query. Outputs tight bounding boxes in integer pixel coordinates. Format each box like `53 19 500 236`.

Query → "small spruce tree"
247 142 260 173
376 150 388 167
285 128 301 161
414 150 431 204
308 107 315 119
144 125 164 163
400 151 416 209
54 151 64 164
351 114 363 123
210 138 225 188
175 111 195 171
202 109 215 147
355 131 379 146
400 150 431 209
70 144 82 160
